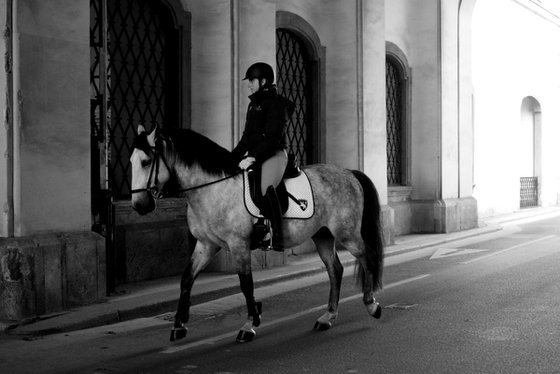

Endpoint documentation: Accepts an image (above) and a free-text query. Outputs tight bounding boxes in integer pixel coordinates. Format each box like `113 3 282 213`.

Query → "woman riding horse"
130 64 383 344
232 62 294 251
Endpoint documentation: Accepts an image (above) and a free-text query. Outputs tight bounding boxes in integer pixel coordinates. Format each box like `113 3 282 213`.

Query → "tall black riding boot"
264 186 284 251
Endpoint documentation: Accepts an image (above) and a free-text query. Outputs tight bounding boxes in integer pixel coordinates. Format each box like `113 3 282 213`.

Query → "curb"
0 220 522 337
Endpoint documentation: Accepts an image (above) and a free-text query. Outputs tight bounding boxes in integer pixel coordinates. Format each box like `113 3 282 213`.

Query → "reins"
131 140 241 199
174 171 241 194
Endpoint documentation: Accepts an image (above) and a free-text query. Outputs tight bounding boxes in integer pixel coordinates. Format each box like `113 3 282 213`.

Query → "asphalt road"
2 214 560 373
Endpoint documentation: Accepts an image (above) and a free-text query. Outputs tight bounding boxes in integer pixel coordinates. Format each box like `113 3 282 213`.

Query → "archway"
519 96 542 208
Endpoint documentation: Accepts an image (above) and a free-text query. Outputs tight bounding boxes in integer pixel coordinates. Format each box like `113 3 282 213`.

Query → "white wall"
473 0 560 217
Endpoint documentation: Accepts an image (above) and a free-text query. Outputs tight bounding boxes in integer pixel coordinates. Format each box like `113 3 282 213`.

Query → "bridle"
130 139 241 200
130 142 171 199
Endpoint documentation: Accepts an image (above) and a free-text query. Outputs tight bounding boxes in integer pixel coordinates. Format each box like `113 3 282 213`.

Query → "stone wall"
0 232 105 321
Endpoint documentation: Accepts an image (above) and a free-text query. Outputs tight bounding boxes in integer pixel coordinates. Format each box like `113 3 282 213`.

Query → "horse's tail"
350 170 384 292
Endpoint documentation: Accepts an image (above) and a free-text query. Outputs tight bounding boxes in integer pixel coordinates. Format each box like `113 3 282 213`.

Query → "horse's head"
130 124 172 215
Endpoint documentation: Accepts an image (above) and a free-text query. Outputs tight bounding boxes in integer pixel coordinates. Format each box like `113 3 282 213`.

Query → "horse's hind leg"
339 237 382 320
356 255 382 319
312 229 343 331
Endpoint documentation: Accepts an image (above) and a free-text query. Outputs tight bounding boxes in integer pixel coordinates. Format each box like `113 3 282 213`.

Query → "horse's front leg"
171 240 219 342
233 248 261 343
236 271 262 343
312 231 343 331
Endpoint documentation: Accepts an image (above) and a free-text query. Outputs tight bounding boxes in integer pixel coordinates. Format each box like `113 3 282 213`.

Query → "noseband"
130 142 171 200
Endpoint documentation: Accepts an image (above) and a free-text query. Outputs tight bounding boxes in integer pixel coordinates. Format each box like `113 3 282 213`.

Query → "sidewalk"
4 206 560 337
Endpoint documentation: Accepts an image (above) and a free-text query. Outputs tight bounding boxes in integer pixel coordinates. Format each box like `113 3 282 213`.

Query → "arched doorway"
519 96 542 208
90 0 190 289
91 0 187 199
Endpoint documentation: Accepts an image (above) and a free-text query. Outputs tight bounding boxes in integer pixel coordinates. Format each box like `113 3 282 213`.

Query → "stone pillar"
433 0 477 232
13 0 91 235
190 0 235 148
0 0 105 321
361 0 393 243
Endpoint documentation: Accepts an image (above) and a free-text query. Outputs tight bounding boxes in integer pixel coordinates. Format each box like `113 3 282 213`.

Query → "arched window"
276 28 314 166
386 57 404 185
385 42 411 192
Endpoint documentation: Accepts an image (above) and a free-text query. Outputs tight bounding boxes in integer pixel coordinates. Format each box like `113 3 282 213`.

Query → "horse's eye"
141 159 151 168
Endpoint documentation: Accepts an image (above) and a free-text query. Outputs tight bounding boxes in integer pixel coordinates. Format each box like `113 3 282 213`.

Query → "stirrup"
250 219 269 250
266 240 284 252
265 234 284 252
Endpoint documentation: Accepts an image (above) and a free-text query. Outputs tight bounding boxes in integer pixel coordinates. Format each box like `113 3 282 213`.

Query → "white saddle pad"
243 171 315 219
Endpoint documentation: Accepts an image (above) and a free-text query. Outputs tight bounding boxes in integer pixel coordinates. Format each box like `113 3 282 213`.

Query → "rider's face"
248 78 260 94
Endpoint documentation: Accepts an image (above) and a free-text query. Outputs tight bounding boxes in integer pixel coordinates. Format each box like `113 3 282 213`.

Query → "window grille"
90 0 179 199
520 177 538 208
276 29 312 166
386 58 404 186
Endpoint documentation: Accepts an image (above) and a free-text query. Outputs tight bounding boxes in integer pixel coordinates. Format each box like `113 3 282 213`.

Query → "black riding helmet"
243 62 275 88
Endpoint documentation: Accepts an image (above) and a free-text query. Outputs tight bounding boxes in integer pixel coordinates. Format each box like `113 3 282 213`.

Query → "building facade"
2 0 558 322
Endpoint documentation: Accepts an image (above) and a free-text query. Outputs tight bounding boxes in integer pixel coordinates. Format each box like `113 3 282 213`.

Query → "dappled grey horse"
130 125 383 343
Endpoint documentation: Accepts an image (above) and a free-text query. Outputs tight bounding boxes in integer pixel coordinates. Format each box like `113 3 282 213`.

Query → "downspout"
4 0 14 237
231 0 239 147
436 0 443 201
457 0 463 199
11 0 20 236
356 0 364 170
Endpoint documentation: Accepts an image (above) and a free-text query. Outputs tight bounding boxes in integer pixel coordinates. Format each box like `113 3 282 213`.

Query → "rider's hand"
238 157 256 170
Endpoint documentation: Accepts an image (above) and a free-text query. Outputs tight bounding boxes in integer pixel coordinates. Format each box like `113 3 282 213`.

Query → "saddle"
243 156 314 220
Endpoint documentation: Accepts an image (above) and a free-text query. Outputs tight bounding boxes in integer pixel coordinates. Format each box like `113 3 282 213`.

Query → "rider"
232 62 294 251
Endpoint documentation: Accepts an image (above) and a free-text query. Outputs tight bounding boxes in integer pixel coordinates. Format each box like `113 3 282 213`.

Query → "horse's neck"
174 165 239 209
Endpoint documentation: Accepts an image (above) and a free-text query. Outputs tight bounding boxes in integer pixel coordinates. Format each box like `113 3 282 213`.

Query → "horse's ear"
146 126 158 147
137 124 146 135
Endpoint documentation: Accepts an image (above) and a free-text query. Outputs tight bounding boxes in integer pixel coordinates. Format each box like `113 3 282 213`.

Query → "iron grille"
520 177 538 208
91 0 178 199
276 29 312 166
386 58 404 186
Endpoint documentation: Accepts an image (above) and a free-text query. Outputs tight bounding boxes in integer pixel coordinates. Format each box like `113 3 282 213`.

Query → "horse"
130 124 384 343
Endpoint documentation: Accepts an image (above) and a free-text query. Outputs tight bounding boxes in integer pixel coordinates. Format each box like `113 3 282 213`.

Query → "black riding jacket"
232 87 294 164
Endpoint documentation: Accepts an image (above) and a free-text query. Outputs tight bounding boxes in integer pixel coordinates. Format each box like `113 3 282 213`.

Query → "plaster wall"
14 0 91 235
473 0 560 217
189 0 234 148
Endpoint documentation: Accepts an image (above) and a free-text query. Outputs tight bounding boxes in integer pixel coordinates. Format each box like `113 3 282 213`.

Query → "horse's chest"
187 205 239 241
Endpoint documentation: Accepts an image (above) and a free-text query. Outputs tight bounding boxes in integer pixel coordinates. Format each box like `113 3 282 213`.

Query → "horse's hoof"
236 328 256 343
170 326 188 342
372 303 382 319
313 320 332 331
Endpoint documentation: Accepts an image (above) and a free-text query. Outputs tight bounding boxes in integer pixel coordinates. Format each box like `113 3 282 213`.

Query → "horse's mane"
163 128 239 176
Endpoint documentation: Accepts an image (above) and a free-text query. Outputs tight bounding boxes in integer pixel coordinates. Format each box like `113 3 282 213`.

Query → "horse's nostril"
132 195 155 215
